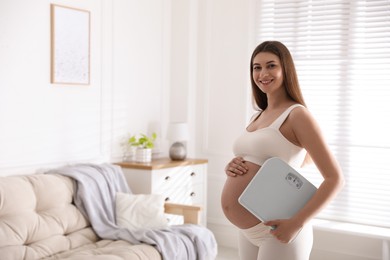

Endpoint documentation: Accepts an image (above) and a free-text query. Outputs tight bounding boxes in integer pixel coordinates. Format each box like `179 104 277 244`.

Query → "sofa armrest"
164 203 202 225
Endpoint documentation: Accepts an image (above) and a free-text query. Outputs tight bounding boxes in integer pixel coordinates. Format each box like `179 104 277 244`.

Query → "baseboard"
207 221 238 249
208 221 382 260
311 248 377 260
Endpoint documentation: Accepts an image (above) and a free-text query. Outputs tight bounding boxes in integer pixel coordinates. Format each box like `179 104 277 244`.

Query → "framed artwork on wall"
50 4 90 85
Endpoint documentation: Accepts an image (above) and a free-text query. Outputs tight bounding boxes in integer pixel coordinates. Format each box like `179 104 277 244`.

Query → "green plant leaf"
127 132 157 148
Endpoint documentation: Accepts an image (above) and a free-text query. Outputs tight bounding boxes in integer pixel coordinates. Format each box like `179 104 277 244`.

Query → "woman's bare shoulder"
290 105 315 122
289 106 322 135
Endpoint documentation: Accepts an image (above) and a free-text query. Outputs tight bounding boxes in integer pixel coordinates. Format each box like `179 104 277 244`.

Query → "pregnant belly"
221 161 263 229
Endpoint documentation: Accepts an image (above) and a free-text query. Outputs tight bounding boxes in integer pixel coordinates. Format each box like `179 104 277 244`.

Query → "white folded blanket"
45 163 217 260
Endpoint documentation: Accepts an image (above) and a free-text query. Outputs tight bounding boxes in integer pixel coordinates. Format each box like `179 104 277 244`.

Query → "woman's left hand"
264 219 303 243
224 157 248 177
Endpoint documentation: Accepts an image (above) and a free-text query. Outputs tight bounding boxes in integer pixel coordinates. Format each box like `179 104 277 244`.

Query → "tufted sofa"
0 173 202 260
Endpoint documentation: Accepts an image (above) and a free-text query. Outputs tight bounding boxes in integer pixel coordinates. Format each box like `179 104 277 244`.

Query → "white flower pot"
135 148 152 163
123 146 137 162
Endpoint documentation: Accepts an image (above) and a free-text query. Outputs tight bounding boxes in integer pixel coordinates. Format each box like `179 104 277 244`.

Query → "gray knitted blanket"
46 163 217 260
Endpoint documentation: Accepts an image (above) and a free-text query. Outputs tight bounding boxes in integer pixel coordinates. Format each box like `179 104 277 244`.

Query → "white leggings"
238 222 313 260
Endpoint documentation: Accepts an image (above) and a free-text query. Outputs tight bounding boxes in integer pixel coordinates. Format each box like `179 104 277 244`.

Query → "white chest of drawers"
116 158 208 226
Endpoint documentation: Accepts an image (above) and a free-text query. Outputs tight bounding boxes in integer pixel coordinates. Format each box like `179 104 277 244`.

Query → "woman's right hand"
224 157 249 177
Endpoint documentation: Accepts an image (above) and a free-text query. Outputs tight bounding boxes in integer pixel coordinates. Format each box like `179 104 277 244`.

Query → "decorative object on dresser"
116 158 208 226
126 132 157 163
166 122 189 160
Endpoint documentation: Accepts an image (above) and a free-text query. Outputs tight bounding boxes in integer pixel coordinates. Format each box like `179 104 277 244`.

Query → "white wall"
0 0 384 259
0 0 106 174
110 0 170 158
0 0 173 175
195 0 254 247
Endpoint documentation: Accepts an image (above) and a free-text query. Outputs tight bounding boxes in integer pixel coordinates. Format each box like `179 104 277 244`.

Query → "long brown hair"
250 41 306 110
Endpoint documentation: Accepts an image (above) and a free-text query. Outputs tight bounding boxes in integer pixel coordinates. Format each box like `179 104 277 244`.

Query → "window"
255 0 390 228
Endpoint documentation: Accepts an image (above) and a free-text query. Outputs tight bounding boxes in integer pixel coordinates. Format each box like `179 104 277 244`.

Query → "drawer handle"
164 176 171 181
190 172 196 177
190 192 196 197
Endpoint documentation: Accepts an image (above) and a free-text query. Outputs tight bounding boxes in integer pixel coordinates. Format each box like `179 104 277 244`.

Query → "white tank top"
233 104 306 167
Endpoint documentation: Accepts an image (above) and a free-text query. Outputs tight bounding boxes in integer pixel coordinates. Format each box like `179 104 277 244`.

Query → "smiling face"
250 41 306 110
252 52 284 95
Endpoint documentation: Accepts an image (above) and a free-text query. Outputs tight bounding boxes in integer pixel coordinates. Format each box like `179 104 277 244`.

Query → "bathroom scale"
238 157 317 222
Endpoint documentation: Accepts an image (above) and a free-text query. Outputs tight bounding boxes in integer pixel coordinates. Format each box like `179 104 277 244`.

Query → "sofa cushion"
115 192 168 231
0 173 162 260
43 240 161 260
0 174 95 259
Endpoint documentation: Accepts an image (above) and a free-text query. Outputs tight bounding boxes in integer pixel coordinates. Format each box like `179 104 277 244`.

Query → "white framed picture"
50 4 90 85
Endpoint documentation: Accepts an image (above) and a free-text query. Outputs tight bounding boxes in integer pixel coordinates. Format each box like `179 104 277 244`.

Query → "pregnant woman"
221 41 344 260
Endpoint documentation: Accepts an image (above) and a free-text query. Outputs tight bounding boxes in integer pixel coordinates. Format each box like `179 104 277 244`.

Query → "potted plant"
127 132 157 163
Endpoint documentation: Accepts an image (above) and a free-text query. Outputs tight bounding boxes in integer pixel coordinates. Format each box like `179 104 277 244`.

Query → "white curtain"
255 0 390 227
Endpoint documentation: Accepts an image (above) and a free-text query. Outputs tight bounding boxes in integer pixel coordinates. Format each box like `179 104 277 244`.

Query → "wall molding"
208 219 384 260
207 222 238 249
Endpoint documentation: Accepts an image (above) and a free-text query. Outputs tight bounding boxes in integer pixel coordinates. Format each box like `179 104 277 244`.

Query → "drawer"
155 184 203 205
155 186 191 204
151 166 192 189
151 166 203 190
118 159 207 226
187 168 204 185
165 213 184 226
162 184 204 226
188 183 204 205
